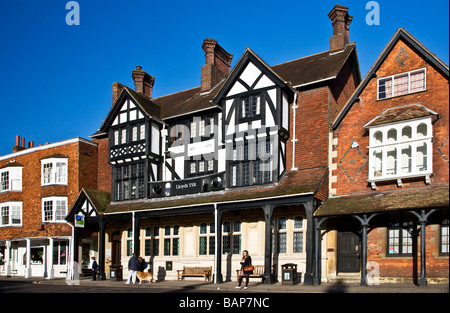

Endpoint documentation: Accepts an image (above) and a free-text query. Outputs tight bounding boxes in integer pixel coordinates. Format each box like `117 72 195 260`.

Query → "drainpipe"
291 92 299 170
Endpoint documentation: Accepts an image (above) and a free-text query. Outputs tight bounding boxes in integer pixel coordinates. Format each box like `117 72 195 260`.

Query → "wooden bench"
177 266 212 281
236 265 276 282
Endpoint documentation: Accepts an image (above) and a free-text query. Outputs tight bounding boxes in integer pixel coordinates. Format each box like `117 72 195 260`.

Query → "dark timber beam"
263 204 274 284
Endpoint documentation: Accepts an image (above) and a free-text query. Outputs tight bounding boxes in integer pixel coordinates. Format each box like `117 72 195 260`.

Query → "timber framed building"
67 4 360 284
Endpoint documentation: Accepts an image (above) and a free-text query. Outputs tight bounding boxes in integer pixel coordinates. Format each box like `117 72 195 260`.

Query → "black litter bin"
281 263 297 285
110 265 123 281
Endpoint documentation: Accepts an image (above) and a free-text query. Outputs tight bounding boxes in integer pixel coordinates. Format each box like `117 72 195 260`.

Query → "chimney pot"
21 137 25 148
16 135 20 146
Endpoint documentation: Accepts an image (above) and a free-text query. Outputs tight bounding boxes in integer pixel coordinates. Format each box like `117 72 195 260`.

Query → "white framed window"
41 158 68 186
0 202 22 226
42 197 67 223
367 117 433 188
377 68 426 100
0 166 22 192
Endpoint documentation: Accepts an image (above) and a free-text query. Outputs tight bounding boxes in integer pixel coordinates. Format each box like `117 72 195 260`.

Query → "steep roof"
98 42 359 127
66 188 111 222
152 85 221 120
271 42 358 88
333 28 449 130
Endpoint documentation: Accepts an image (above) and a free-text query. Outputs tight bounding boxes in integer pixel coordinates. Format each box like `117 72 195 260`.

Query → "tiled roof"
271 43 357 87
315 185 449 217
83 188 111 213
364 104 438 128
121 44 357 122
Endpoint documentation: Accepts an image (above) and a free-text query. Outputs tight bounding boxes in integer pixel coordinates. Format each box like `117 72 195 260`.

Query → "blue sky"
0 0 448 157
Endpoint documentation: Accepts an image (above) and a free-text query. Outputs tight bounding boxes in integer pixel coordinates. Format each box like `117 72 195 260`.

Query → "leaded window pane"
233 235 241 254
172 238 179 256
277 233 286 253
199 237 207 255
209 237 215 255
293 232 303 253
223 235 231 254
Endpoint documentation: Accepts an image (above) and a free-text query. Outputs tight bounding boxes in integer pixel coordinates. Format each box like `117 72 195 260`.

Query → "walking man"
125 253 140 284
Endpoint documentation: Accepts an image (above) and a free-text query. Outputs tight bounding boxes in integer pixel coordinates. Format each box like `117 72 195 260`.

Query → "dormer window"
378 68 426 100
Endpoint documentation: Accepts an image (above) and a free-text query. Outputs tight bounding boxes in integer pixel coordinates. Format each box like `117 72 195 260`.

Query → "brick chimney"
112 82 125 105
328 5 353 53
132 66 155 98
201 38 233 93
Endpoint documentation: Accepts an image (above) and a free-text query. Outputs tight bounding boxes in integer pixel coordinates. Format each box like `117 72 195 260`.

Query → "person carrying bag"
236 250 253 289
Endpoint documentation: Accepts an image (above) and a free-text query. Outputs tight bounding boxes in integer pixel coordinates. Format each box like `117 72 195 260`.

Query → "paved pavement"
0 275 448 293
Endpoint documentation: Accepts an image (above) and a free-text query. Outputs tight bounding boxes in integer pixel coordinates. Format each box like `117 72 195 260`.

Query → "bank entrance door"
337 231 360 273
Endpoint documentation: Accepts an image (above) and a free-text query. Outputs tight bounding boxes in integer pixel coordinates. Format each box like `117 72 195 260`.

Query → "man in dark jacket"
125 253 140 284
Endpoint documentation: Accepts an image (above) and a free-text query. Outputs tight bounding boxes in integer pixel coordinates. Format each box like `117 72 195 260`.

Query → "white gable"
227 81 247 96
254 74 275 89
111 97 146 126
240 62 261 87
226 61 277 97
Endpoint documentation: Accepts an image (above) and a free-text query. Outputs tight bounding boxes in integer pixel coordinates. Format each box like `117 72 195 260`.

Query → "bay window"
367 117 432 188
0 165 22 192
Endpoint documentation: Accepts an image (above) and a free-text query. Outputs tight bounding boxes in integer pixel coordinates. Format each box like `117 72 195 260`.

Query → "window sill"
41 183 68 187
0 189 22 194
377 89 427 101
368 172 431 190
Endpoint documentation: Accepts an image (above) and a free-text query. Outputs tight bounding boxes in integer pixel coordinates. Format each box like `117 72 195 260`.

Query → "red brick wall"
285 58 358 173
0 139 98 240
93 136 111 193
368 225 448 279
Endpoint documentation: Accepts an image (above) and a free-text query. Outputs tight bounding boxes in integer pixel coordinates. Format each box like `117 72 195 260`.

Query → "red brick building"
316 28 449 285
0 136 97 278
